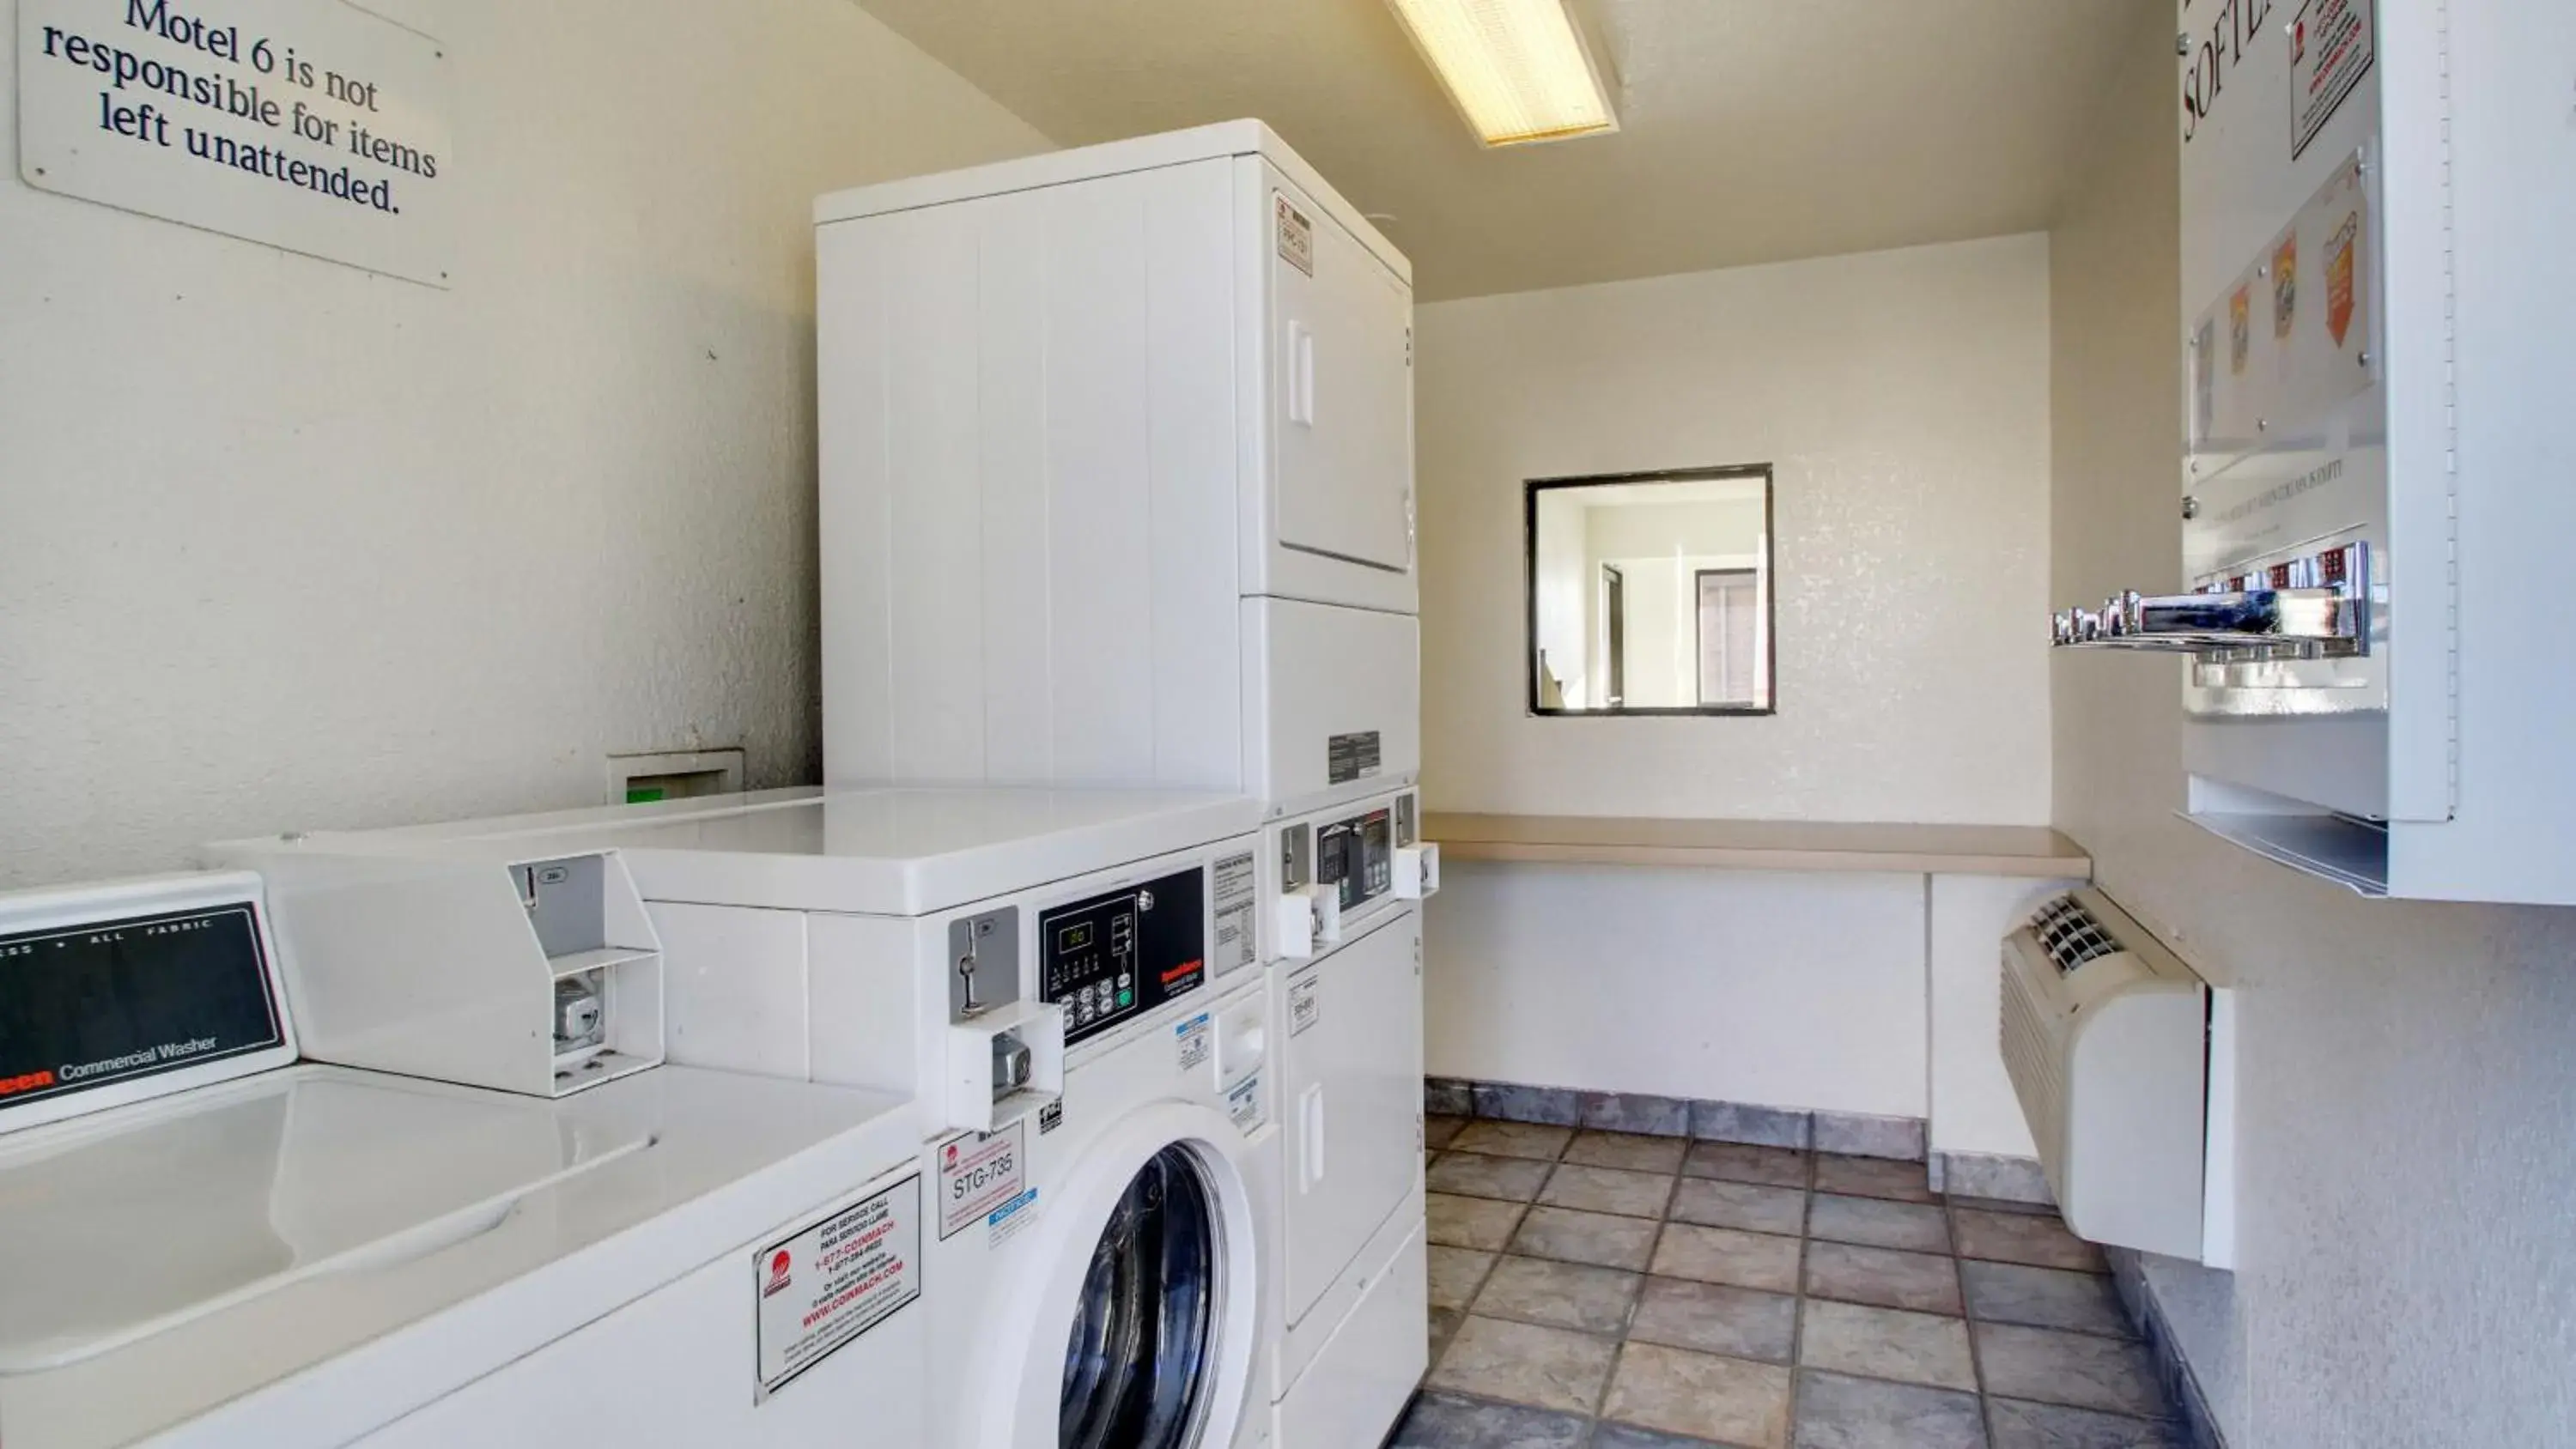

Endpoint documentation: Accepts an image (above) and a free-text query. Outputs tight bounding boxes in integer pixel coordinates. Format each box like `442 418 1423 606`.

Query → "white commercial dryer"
1259 784 1439 1446
814 119 1420 820
0 870 928 1449
241 785 1290 1448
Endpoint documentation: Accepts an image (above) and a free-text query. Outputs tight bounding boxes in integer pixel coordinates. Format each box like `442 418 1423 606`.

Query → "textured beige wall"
1417 233 2054 823
2050 8 2576 1444
0 0 1049 885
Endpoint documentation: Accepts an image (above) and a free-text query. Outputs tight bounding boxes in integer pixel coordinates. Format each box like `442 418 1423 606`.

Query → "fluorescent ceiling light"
1386 0 1620 147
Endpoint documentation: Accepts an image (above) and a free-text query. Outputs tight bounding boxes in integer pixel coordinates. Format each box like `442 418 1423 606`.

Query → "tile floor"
1397 1117 2187 1449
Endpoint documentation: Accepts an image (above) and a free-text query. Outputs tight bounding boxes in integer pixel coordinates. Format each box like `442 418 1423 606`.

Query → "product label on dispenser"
2289 0 2373 159
937 1122 1024 1240
1212 850 1257 973
1227 1073 1262 1129
754 1176 920 1398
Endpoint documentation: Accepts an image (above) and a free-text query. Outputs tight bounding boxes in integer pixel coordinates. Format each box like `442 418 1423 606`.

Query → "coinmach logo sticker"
763 1248 794 1298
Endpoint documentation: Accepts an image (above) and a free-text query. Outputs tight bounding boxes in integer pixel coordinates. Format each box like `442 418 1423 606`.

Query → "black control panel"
0 904 284 1113
1319 807 1394 913
1040 867 1205 1046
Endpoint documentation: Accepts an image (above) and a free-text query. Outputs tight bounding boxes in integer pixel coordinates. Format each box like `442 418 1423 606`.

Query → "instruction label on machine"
1274 192 1314 276
1227 1072 1262 1130
755 1176 920 1397
938 1122 1025 1240
1288 975 1321 1036
1175 1012 1211 1071
1327 731 1382 785
1212 850 1256 974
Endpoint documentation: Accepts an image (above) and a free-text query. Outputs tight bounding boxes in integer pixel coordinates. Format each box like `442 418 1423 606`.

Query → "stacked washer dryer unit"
299 786 1291 1449
813 118 1433 1446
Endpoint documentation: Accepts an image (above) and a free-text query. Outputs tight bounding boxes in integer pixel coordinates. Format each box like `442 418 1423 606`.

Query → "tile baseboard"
1423 1076 1926 1161
1929 1150 2055 1204
2105 1247 2230 1449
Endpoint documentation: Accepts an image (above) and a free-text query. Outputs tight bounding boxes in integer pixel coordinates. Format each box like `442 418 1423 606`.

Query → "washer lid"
238 787 1263 917
0 1064 917 1449
0 1070 647 1375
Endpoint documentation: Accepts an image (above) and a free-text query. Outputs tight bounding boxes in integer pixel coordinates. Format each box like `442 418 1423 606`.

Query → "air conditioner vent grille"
2028 896 2121 975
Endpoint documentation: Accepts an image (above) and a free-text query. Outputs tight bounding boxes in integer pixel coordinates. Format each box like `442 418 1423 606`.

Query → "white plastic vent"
2000 888 2235 1268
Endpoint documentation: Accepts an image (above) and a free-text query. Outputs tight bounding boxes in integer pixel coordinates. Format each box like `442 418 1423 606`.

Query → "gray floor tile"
1430 1246 1497 1313
1627 1276 1798 1362
1430 1151 1556 1203
1947 1194 2058 1217
1953 1209 2108 1273
1427 1316 1619 1416
1988 1397 2188 1449
1974 1324 2168 1418
1798 1299 1978 1391
1513 1205 1661 1271
1671 1178 1808 1235
1808 1193 1950 1253
1426 1114 1469 1151
1429 1305 1466 1362
1592 1425 1745 1449
1454 1119 1577 1160
1540 1163 1677 1219
1602 1342 1794 1449
1431 1191 1528 1252
1960 1260 2133 1337
1812 1153 1936 1203
1390 1390 1592 1448
1565 1130 1691 1173
1649 1223 1804 1293
1803 1240 1963 1315
1684 1141 1811 1186
1792 1370 1989 1449
1475 1255 1643 1336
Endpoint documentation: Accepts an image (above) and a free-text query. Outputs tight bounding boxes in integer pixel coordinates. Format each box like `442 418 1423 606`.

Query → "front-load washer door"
1059 1145 1218 1449
970 1100 1264 1449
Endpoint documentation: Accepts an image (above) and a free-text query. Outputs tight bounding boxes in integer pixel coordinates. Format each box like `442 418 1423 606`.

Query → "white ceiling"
851 0 2144 300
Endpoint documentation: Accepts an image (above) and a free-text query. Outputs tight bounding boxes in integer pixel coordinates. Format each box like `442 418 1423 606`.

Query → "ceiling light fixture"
1385 0 1620 148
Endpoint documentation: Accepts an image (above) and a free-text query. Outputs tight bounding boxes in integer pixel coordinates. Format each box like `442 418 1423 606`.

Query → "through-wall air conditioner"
2001 889 2235 1268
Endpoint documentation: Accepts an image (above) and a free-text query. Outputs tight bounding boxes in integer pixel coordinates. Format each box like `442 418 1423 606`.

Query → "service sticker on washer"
754 1175 921 1398
1212 850 1257 974
1226 1073 1263 1129
1274 192 1314 276
1288 976 1321 1036
938 1122 1026 1240
1176 1011 1212 1070
988 1187 1040 1249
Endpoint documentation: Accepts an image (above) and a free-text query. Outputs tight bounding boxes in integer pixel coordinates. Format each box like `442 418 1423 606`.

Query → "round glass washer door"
1058 1143 1219 1449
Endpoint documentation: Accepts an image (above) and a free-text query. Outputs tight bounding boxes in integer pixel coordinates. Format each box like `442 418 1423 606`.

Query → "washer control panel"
1318 805 1393 913
1040 867 1205 1046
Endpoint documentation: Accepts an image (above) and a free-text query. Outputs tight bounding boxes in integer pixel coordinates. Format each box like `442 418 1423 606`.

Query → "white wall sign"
17 0 452 285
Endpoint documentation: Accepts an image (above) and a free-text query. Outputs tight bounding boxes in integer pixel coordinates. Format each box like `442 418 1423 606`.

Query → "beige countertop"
1425 813 2093 878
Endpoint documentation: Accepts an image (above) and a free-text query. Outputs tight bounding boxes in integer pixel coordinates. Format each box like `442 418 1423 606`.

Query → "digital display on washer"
1317 807 1394 913
0 904 284 1112
1040 867 1205 1046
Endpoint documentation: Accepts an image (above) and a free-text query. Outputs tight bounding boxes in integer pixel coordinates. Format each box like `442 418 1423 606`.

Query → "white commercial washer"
0 870 927 1449
246 785 1289 1448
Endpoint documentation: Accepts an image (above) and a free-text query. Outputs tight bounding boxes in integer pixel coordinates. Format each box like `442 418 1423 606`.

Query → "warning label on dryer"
754 1176 920 1397
1212 850 1257 974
